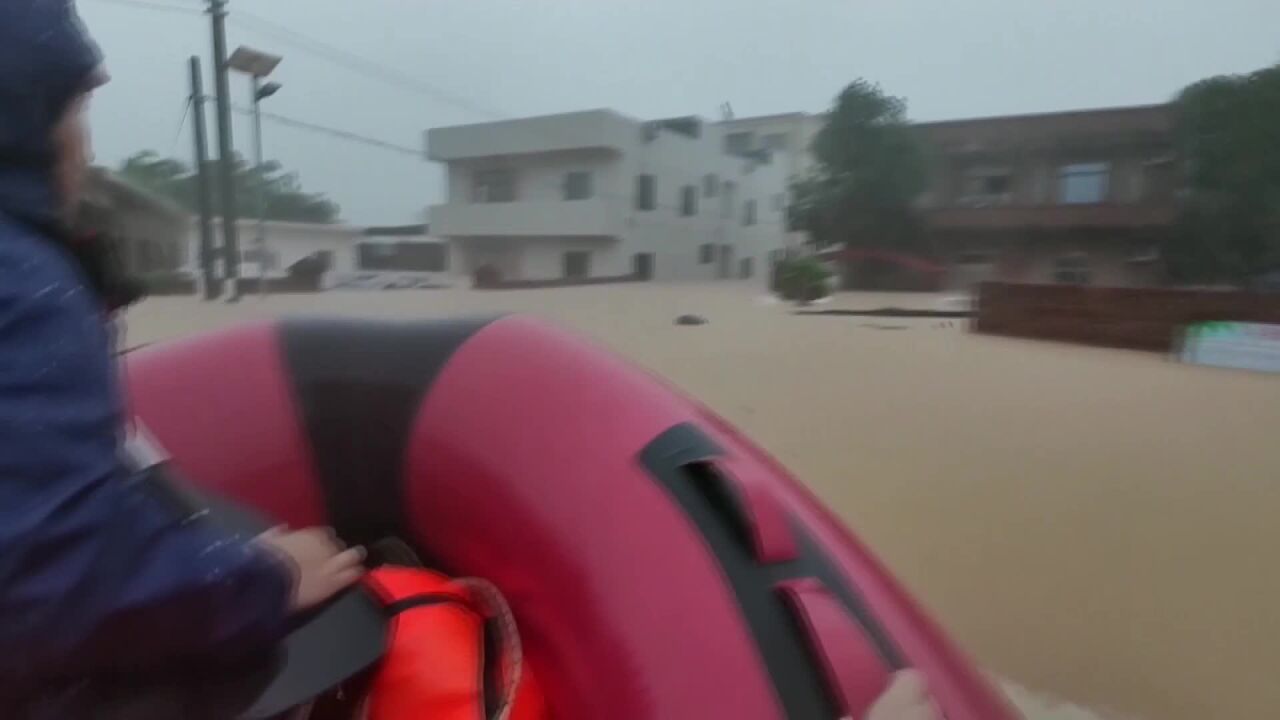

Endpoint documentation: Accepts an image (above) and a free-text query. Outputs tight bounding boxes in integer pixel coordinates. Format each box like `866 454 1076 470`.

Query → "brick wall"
974 282 1280 352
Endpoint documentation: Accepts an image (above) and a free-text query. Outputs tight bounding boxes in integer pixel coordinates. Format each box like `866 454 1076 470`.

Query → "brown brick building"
916 104 1179 290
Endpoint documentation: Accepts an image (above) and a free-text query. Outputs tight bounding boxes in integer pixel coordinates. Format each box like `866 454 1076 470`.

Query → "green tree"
118 151 195 208
1168 63 1280 284
116 150 341 224
790 80 927 252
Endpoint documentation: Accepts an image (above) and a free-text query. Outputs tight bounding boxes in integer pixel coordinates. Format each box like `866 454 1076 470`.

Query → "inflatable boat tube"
125 316 1015 720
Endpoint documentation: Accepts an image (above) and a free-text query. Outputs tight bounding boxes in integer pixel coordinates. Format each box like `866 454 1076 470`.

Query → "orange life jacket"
361 567 548 720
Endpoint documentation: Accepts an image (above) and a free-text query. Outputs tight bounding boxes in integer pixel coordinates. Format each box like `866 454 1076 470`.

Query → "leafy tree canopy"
1169 63 1280 283
117 151 341 224
789 80 927 252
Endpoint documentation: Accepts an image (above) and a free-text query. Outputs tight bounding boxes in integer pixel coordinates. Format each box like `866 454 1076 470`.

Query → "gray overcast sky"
79 0 1277 225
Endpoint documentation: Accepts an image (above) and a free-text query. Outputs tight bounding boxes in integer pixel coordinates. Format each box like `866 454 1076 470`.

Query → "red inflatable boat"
125 316 1015 720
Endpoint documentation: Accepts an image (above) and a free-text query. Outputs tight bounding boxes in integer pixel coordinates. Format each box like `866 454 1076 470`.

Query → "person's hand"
257 527 366 612
865 670 941 720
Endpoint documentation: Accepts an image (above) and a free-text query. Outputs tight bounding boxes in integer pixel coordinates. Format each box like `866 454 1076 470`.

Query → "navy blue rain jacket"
0 0 291 703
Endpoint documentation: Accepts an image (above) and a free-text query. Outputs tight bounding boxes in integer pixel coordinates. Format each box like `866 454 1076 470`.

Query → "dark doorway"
563 250 591 279
718 244 734 279
739 257 754 279
633 252 655 280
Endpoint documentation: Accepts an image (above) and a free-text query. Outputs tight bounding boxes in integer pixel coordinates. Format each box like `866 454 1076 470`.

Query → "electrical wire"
227 10 737 184
82 0 202 16
228 9 509 122
228 104 423 157
168 96 192 157
223 104 785 229
227 7 765 192
87 0 787 231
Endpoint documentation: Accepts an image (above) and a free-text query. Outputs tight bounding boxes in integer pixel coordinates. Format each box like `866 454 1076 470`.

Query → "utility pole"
251 75 266 297
207 0 240 301
188 56 217 301
228 46 283 298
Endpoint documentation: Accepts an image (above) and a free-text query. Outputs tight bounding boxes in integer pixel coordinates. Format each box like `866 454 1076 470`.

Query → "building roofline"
718 111 813 125
912 102 1174 129
428 107 637 133
363 223 429 237
195 217 360 235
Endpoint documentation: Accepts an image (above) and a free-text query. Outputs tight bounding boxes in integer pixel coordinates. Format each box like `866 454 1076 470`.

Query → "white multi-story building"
719 112 826 248
718 112 825 183
427 109 789 284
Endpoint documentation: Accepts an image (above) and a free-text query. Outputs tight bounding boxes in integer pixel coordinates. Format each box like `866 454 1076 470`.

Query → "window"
703 173 719 198
721 180 737 219
1057 163 1109 205
761 132 787 151
725 131 753 155
563 171 593 201
636 174 656 211
633 252 654 280
563 251 591 279
471 169 516 203
961 167 1013 203
1053 253 1091 285
742 199 757 226
699 243 715 264
680 185 698 216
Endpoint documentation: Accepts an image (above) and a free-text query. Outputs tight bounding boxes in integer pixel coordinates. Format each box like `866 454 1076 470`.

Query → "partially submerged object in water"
675 313 709 326
126 316 1017 720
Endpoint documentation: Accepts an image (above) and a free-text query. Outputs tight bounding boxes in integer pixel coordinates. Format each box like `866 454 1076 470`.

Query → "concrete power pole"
188 56 217 301
207 0 240 301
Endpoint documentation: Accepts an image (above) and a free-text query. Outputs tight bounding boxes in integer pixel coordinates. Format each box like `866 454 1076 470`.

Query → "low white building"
185 218 362 281
426 109 789 284
327 224 454 290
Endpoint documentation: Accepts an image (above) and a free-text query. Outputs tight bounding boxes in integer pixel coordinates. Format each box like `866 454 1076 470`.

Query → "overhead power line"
227 9 733 183
228 9 509 121
229 104 422 157
86 0 786 229
168 96 193 156
83 0 202 16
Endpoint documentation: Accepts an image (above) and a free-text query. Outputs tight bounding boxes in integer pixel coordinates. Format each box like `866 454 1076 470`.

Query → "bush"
776 256 833 304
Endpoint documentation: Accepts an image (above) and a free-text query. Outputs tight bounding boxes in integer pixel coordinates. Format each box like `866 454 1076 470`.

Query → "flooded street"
126 285 1280 720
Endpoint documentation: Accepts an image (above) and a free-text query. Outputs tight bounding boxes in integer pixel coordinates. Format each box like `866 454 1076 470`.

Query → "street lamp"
228 46 282 296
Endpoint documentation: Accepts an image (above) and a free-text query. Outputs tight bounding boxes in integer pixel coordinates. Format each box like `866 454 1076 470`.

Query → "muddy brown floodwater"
126 284 1280 720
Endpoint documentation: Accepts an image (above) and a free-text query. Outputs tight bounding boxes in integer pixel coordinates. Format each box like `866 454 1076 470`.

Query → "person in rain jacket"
0 2 363 715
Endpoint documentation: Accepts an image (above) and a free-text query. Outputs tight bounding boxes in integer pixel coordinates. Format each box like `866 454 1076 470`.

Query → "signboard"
1179 322 1280 374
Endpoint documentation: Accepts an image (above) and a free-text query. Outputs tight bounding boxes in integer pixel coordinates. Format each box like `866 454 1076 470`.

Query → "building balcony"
427 110 635 161
429 200 619 238
924 203 1178 231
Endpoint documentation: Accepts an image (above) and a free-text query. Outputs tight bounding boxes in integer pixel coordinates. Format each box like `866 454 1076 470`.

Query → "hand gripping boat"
125 316 1016 720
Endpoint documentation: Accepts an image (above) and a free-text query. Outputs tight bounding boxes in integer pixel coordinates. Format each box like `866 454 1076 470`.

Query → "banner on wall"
1179 322 1280 374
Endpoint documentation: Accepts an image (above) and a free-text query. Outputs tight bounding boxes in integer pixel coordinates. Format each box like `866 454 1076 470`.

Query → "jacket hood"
0 0 106 228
